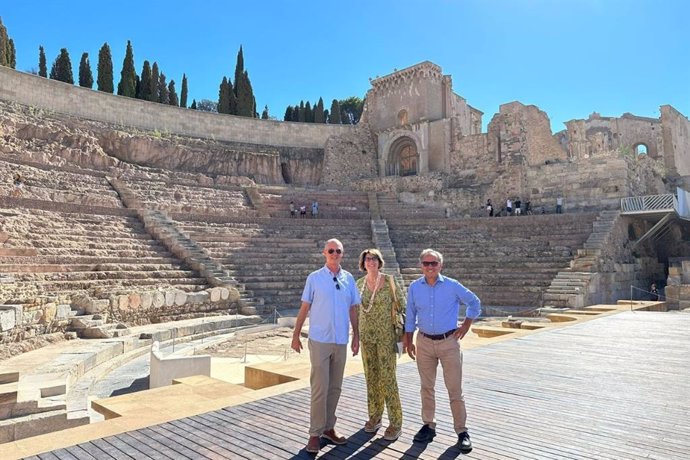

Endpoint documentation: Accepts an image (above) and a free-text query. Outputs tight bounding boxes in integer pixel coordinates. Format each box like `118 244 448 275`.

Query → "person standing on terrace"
404 248 481 454
291 238 361 454
356 249 405 442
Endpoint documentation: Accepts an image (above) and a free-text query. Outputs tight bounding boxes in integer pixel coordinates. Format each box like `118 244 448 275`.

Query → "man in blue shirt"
291 238 361 454
404 248 481 454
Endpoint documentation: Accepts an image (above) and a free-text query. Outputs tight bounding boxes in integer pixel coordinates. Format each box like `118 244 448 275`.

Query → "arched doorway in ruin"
634 143 649 156
386 136 418 176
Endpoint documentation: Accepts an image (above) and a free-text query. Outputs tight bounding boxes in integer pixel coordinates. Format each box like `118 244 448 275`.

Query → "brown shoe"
364 418 382 433
305 436 320 454
383 425 402 441
322 428 347 445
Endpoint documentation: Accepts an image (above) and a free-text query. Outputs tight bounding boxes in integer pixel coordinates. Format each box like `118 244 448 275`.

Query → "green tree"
297 101 306 122
78 52 93 88
314 97 325 123
139 60 152 101
329 99 342 124
8 38 15 68
168 80 178 106
49 48 74 84
149 62 160 102
292 102 300 122
38 46 47 77
218 76 230 114
190 99 197 110
324 109 329 123
196 99 217 112
158 73 168 104
97 42 114 93
233 46 256 117
0 17 10 67
261 105 269 119
305 101 313 123
339 96 364 124
117 40 136 97
180 73 188 108
284 106 293 121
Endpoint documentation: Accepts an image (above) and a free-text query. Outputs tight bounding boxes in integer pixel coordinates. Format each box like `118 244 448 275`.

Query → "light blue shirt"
302 266 361 345
405 274 481 334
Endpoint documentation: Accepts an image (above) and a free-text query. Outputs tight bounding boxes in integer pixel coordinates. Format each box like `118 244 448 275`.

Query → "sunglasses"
333 276 341 290
327 248 343 254
364 256 379 262
421 261 439 267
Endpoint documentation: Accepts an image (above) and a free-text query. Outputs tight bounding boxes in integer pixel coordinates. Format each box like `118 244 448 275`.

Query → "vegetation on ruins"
314 97 325 123
149 62 159 102
49 48 74 84
216 46 256 117
117 40 137 98
190 99 197 110
196 99 217 112
329 99 342 124
282 97 357 124
0 17 16 69
38 46 47 77
138 60 152 100
97 42 114 93
261 105 269 119
158 73 168 104
78 52 93 88
168 80 178 106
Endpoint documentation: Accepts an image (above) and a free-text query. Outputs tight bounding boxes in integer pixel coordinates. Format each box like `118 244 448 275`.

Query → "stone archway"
386 136 418 176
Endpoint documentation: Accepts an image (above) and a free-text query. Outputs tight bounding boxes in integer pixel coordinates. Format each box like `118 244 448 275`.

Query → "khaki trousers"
308 339 347 436
415 333 467 433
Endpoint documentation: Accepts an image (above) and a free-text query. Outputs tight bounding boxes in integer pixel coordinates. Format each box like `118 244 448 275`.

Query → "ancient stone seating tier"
388 213 598 308
377 193 447 220
0 208 208 303
122 179 255 217
0 159 123 208
259 186 371 220
176 217 373 313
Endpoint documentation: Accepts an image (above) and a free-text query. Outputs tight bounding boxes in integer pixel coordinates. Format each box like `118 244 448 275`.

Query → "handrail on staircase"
620 194 677 214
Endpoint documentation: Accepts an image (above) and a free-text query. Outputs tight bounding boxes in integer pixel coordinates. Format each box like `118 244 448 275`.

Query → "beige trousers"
308 339 347 436
415 333 467 433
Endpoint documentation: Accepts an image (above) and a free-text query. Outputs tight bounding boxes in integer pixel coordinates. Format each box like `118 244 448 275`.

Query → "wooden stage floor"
25 311 690 459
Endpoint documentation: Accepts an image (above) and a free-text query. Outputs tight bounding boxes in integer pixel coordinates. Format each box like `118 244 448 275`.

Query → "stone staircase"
387 213 598 312
177 216 373 314
543 210 620 308
369 192 404 287
259 186 371 220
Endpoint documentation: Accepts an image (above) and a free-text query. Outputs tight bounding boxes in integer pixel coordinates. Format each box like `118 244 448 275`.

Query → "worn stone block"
0 308 16 332
152 292 165 308
118 295 129 310
141 292 153 309
165 291 175 307
187 291 209 304
174 292 187 306
128 293 141 309
87 299 110 314
56 304 72 320
210 288 221 302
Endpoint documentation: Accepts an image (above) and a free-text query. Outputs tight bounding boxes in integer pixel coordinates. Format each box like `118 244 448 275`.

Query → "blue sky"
3 0 689 132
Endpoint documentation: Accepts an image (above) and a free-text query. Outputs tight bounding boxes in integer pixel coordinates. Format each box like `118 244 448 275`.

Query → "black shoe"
458 431 472 453
413 424 436 443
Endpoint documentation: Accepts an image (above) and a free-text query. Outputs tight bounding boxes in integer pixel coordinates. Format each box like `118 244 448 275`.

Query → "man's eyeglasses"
421 261 439 267
333 276 341 290
327 248 342 255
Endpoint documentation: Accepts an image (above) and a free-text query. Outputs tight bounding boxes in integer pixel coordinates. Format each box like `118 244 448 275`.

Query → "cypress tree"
261 105 269 119
233 46 256 117
38 46 47 77
218 77 230 114
234 46 244 97
158 73 168 104
78 52 93 88
284 106 293 121
8 38 15 68
314 97 325 123
135 75 141 99
180 73 188 108
0 17 9 67
190 99 197 110
96 43 114 93
117 40 137 97
292 102 300 122
298 101 306 122
305 101 313 123
324 109 330 123
228 78 238 115
168 80 178 106
149 62 160 102
49 48 74 84
329 99 342 124
139 61 152 101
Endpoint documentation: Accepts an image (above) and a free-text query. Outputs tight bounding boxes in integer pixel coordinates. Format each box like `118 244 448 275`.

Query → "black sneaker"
413 424 436 443
458 431 472 453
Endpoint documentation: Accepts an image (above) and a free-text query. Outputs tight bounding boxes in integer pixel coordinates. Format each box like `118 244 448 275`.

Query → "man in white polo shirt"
291 238 361 454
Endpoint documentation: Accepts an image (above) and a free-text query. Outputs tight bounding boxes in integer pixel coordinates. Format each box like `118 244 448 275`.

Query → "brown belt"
420 329 457 340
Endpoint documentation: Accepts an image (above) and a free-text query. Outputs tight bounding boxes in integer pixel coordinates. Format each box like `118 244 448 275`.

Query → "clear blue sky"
3 0 689 132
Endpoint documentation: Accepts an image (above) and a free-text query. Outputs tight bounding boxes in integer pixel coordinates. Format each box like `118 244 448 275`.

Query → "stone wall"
321 124 378 188
661 105 690 179
0 66 352 149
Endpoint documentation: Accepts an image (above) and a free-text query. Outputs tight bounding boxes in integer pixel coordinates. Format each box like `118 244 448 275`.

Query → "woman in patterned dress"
356 248 405 441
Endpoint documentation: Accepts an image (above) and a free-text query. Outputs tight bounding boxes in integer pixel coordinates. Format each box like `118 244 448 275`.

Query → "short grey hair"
419 248 443 265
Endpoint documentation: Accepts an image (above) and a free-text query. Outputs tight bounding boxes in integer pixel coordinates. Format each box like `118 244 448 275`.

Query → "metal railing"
620 194 677 214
